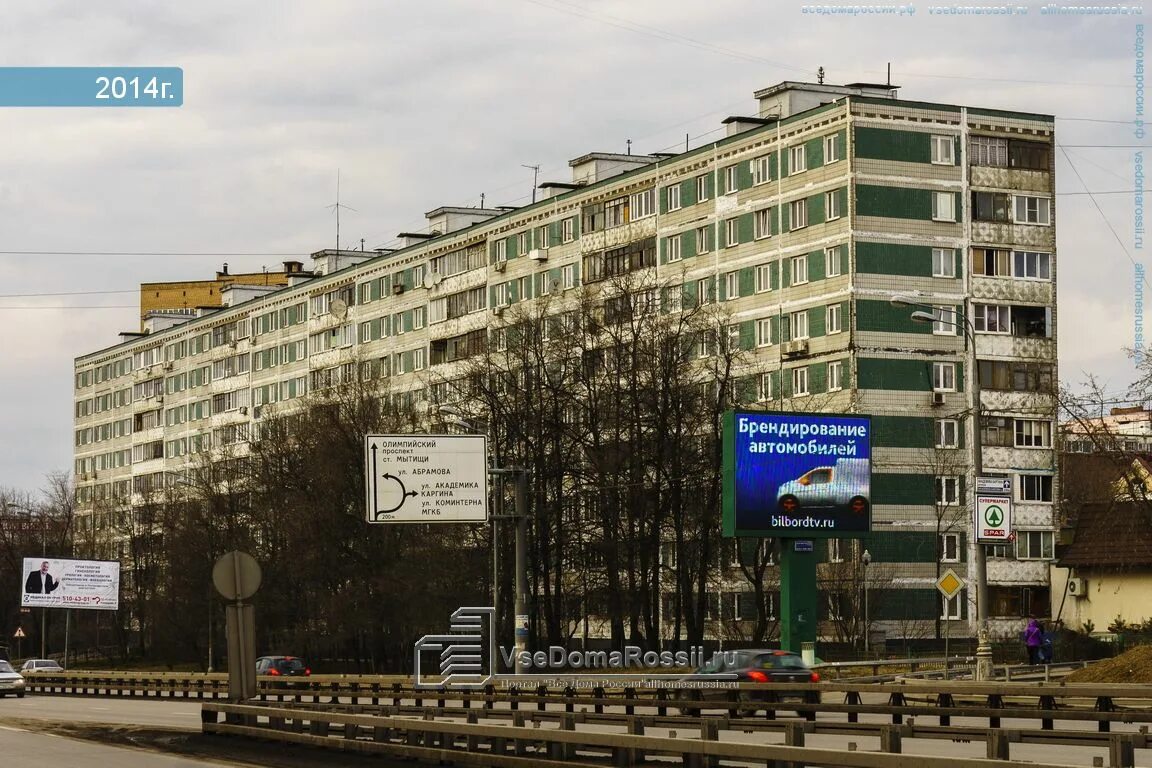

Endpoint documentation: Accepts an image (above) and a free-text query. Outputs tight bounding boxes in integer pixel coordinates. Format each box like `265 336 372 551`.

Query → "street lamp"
861 548 872 656
892 294 993 680
436 405 531 676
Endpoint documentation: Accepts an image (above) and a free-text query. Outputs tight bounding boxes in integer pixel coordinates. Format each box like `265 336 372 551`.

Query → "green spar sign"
976 495 1012 543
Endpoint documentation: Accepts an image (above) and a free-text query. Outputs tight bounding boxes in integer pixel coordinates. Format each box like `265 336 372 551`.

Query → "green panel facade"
872 416 935 448
856 185 933 220
855 300 933 335
872 474 935 507
854 126 933 164
857 357 965 392
856 242 936 277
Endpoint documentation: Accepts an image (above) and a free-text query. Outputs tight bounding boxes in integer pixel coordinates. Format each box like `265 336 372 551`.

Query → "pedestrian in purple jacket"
1024 617 1042 664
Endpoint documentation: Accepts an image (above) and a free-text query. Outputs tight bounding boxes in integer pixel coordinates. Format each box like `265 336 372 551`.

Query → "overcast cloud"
0 1 1143 490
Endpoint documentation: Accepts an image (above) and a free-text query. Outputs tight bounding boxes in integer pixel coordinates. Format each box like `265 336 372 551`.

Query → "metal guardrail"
201 701 1138 768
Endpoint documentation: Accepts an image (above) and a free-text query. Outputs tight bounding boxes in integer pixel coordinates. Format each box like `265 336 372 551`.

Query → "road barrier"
200 701 1134 768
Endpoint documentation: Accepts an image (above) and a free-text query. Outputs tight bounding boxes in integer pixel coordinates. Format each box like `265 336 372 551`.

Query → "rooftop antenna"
480 193 486 209
326 170 357 252
887 62 891 86
817 66 825 85
626 139 632 156
521 164 540 204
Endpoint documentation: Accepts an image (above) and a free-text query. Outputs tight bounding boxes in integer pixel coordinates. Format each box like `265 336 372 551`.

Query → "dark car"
679 649 820 715
256 655 311 677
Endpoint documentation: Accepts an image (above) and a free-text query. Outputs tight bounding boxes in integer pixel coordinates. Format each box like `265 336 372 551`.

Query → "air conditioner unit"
493 259 507 272
528 248 548 261
1067 577 1087 597
492 305 505 316
163 362 174 371
392 283 405 295
932 391 947 406
240 406 248 416
781 339 809 356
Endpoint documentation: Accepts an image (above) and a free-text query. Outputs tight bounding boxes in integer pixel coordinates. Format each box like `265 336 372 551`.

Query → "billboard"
723 410 872 538
20 557 120 611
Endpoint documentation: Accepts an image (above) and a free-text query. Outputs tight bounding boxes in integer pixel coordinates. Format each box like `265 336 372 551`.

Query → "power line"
0 250 306 257
0 289 136 298
0 305 136 310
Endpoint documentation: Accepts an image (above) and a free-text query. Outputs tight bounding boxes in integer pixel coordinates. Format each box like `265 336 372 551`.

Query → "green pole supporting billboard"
779 540 818 654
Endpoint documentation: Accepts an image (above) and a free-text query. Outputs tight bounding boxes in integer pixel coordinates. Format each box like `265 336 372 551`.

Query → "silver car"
20 659 63 673
776 457 870 514
0 660 26 698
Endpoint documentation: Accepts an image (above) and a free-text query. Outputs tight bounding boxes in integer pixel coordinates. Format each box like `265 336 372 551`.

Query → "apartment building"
72 80 1058 642
137 261 304 329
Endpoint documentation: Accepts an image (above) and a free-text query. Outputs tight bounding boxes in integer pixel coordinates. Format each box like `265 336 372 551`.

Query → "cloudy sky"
0 1 1143 491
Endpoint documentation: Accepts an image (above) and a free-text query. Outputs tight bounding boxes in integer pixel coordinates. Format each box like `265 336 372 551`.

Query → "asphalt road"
0 693 1147 767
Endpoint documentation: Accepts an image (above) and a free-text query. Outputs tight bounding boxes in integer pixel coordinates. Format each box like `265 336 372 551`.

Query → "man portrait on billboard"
25 561 60 595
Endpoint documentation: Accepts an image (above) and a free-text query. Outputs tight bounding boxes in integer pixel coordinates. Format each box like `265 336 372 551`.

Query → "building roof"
1059 501 1152 568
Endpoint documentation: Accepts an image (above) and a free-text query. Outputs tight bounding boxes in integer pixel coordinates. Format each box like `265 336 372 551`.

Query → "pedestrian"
1024 617 1042 664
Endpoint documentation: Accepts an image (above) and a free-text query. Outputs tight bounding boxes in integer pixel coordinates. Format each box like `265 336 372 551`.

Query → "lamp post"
438 406 530 676
861 548 872 656
892 295 993 680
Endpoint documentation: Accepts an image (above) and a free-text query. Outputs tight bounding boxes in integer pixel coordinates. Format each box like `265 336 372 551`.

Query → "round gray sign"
212 550 262 601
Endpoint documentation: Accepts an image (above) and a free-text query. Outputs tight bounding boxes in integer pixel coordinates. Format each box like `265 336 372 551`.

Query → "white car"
776 457 870 513
0 661 26 698
20 659 63 673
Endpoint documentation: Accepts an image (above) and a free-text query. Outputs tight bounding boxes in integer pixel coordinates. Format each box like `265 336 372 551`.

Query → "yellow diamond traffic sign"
936 568 965 599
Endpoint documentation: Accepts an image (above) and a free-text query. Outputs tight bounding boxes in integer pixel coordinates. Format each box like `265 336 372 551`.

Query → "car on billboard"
776 457 869 515
0 660 26 698
678 650 820 715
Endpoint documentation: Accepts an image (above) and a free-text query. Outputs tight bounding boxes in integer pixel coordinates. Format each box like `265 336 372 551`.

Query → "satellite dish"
423 272 443 289
330 298 348 320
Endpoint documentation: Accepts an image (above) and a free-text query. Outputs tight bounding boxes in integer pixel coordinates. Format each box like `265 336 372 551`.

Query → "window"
978 360 1054 392
825 246 842 277
535 225 549 250
723 164 738 195
932 362 956 391
1014 419 1052 448
413 306 426 330
824 134 840 164
696 277 713 306
695 226 711 254
936 476 960 505
826 304 842 334
971 136 1008 167
493 283 510 307
789 199 808 230
790 310 809 340
1013 195 1051 225
518 231 530 254
537 271 552 296
756 318 773 347
754 208 772 239
941 593 963 620
755 264 772 293
825 190 841 220
1014 250 1051 280
789 145 806 174
756 372 775 401
561 218 575 243
828 360 843 391
932 248 955 278
940 532 961 563
935 419 959 448
752 155 771 185
932 305 957 335
562 264 576 290
972 192 1010 222
1009 140 1051 170
792 367 809 396
667 184 681 211
972 247 1011 276
932 191 956 222
790 255 808 285
667 235 682 262
974 304 1011 333
724 271 739 300
495 239 508 263
1019 474 1054 502
725 218 739 247
828 538 844 563
695 173 710 202
931 135 955 165
1016 530 1054 560
630 188 656 220
726 323 741 351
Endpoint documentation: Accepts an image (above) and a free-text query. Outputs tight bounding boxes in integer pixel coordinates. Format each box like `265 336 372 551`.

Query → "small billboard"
20 557 120 611
723 410 872 538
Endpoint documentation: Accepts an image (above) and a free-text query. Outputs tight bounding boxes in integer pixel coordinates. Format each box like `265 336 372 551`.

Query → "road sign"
212 551 262 601
976 495 1013 543
793 540 814 552
13 627 24 638
936 568 965 599
365 434 489 523
976 476 1012 496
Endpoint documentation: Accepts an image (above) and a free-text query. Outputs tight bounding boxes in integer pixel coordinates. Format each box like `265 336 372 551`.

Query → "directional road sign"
975 495 1013 543
365 434 489 524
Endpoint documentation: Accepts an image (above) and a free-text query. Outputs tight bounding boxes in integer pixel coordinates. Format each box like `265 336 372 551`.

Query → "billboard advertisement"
723 410 872 538
20 557 120 611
